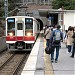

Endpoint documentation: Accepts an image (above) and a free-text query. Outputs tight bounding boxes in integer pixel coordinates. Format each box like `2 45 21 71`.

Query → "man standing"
45 26 52 47
50 25 63 63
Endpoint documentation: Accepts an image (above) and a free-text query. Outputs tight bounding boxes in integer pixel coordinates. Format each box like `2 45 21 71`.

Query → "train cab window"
17 23 23 30
7 18 15 30
7 18 15 36
25 18 33 29
25 24 33 29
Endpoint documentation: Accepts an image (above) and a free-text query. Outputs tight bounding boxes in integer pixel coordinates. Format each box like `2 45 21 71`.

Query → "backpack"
53 30 61 44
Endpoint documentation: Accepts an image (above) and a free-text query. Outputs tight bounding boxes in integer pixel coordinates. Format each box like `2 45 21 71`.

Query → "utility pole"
4 0 8 19
4 0 8 35
58 6 64 41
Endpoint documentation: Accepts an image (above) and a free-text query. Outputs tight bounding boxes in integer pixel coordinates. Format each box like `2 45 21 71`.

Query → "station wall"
64 12 75 30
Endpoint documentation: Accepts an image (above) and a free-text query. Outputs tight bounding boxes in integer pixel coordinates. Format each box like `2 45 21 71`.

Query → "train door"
16 22 24 36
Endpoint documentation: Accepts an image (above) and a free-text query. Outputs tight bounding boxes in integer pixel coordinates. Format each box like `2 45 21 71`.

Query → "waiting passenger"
66 26 73 53
45 26 52 47
70 27 75 58
50 25 63 63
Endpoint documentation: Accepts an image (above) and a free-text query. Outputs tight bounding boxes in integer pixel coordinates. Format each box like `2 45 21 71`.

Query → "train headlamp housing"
8 32 13 36
26 32 32 36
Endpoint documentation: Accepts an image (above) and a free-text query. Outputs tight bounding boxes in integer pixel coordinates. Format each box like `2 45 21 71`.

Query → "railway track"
0 51 30 75
0 50 7 57
0 33 41 75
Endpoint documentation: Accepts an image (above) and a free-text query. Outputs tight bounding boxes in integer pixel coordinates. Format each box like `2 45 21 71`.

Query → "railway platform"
21 36 75 75
0 35 74 75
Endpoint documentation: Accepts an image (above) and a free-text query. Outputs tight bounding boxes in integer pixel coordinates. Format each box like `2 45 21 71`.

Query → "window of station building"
27 0 33 3
40 0 51 5
40 0 48 2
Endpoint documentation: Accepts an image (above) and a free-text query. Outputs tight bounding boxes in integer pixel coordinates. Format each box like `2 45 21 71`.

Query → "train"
6 16 40 51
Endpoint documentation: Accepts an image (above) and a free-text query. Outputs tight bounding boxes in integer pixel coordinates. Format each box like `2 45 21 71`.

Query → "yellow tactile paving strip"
44 39 54 75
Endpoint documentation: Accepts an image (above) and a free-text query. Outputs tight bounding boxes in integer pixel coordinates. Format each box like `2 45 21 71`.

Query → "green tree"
0 1 4 17
52 0 75 10
8 0 21 11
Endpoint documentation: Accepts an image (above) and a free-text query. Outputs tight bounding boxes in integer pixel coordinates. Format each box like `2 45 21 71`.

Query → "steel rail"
12 53 29 75
0 53 15 71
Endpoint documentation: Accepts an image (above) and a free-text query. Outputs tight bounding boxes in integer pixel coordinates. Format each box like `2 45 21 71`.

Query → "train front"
6 16 36 51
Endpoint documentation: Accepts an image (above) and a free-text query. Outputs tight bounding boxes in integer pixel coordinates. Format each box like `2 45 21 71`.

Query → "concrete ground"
51 43 75 75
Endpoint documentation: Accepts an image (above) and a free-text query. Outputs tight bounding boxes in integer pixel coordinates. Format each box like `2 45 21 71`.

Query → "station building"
18 0 75 30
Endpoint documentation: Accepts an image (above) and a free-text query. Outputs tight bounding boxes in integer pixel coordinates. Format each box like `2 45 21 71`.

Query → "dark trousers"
71 43 75 57
67 45 71 52
51 46 60 61
46 39 50 47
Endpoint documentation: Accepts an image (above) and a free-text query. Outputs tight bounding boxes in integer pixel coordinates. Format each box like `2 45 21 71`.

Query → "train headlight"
8 32 13 36
27 32 32 36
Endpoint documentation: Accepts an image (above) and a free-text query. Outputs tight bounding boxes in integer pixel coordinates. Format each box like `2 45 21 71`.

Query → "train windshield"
25 18 33 36
25 18 33 29
7 18 15 30
17 23 23 30
7 18 15 36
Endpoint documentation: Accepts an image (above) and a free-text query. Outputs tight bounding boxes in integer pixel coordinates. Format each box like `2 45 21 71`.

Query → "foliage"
52 0 75 10
0 1 4 17
0 0 22 17
8 0 20 11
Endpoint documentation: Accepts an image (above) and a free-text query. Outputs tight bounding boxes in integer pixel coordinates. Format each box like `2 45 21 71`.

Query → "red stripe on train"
16 36 23 40
6 36 16 41
6 36 35 41
24 36 35 41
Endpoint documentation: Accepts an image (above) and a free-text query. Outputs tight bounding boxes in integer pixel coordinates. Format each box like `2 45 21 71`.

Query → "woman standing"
66 26 73 53
70 27 75 58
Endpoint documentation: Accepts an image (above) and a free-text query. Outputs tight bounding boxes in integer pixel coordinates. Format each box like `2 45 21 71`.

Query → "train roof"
6 16 35 19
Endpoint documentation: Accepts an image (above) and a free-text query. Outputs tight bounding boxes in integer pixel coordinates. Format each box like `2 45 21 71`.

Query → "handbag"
45 45 52 54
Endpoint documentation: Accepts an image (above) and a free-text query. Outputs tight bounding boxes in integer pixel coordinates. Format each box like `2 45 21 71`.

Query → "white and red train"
6 16 40 51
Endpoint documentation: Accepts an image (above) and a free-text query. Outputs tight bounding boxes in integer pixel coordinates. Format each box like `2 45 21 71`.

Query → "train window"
25 18 33 24
25 18 33 29
7 18 15 30
25 24 33 29
7 18 15 36
17 23 23 30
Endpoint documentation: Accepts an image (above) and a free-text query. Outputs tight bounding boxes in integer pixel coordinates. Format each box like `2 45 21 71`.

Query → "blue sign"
48 17 54 20
8 18 15 22
48 17 51 20
8 20 14 22
26 18 33 23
